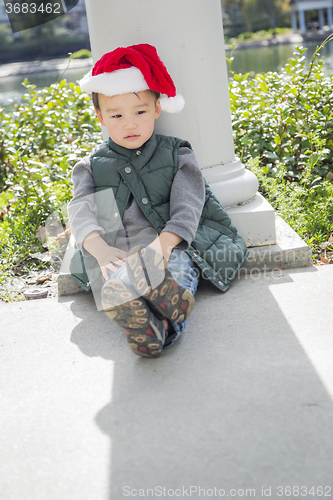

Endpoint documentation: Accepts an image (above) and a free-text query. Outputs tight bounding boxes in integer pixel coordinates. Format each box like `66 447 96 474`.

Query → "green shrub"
0 79 101 274
72 49 92 59
229 36 333 253
247 158 333 254
229 42 333 181
226 28 292 44
237 32 254 40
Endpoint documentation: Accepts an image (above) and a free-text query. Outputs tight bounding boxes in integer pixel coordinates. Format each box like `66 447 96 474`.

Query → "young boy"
68 43 248 358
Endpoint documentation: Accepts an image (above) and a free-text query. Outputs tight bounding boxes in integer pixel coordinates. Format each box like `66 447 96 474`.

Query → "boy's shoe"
126 245 195 323
101 278 166 358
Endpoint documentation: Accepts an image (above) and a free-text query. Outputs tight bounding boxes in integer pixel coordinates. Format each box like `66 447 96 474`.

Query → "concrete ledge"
242 214 312 274
58 235 88 297
57 215 312 296
58 274 88 297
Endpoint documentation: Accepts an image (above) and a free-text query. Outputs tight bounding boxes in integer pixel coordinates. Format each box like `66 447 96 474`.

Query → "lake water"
1 40 333 108
226 40 333 77
0 65 89 108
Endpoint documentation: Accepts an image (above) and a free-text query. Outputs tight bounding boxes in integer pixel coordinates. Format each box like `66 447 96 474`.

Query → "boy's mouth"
125 135 140 140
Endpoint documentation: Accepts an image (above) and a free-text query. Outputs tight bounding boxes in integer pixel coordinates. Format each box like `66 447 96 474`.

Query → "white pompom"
160 94 185 113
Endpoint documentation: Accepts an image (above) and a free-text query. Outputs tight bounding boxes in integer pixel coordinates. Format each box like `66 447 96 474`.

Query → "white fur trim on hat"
160 94 185 113
79 66 149 96
79 65 185 113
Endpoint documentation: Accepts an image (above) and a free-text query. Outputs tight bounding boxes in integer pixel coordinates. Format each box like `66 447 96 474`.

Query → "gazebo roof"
291 0 329 2
290 0 333 7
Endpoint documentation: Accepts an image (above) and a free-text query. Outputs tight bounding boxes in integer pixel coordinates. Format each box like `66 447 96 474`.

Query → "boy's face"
95 90 161 149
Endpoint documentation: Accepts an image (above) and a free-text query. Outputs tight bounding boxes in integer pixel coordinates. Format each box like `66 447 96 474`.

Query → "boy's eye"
137 110 145 115
112 114 122 119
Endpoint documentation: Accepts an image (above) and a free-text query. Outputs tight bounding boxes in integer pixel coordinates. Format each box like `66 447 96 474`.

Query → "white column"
291 11 298 32
327 7 333 28
84 0 276 246
299 8 306 35
319 9 325 30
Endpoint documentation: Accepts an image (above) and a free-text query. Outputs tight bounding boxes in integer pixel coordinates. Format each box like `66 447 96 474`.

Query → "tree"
256 0 291 30
240 0 257 31
221 0 291 36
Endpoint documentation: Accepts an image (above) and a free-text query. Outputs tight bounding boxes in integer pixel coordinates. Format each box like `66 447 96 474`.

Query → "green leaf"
260 82 269 92
309 153 320 165
264 152 279 160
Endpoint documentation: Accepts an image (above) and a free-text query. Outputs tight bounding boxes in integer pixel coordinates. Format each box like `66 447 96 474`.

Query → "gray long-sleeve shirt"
68 146 205 256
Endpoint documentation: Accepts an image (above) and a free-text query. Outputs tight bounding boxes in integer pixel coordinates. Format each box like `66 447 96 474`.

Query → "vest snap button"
142 197 148 205
114 212 118 217
125 166 131 173
218 281 223 286
136 150 141 155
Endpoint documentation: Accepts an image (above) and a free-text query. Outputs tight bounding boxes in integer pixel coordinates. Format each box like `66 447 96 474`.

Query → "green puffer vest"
70 133 248 292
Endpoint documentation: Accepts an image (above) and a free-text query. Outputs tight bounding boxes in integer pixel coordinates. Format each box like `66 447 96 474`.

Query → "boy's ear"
95 108 105 126
155 99 161 119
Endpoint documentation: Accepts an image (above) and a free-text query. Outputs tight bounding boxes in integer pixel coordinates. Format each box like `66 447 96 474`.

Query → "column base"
242 215 312 273
227 193 276 247
202 157 259 208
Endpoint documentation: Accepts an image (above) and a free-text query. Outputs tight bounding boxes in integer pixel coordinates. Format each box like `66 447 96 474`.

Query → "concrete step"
242 215 312 275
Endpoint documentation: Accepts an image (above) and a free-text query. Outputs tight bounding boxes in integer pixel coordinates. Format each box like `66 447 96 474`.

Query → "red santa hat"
79 43 185 113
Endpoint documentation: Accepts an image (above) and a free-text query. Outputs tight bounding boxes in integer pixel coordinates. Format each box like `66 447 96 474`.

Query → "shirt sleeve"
67 157 106 254
161 147 205 250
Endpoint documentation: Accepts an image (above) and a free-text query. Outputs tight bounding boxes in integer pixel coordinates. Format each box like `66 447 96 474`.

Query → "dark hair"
149 90 161 102
92 92 100 111
92 89 160 111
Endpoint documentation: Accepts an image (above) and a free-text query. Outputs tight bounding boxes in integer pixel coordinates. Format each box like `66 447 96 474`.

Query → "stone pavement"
1 263 333 499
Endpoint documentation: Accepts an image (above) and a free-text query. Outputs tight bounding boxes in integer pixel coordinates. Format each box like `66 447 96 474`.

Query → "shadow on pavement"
64 266 333 499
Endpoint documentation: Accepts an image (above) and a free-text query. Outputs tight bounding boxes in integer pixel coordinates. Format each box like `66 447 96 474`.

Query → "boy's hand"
148 231 182 261
97 246 127 280
83 231 127 280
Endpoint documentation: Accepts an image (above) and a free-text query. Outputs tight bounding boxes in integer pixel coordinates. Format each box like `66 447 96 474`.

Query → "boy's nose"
124 119 137 130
